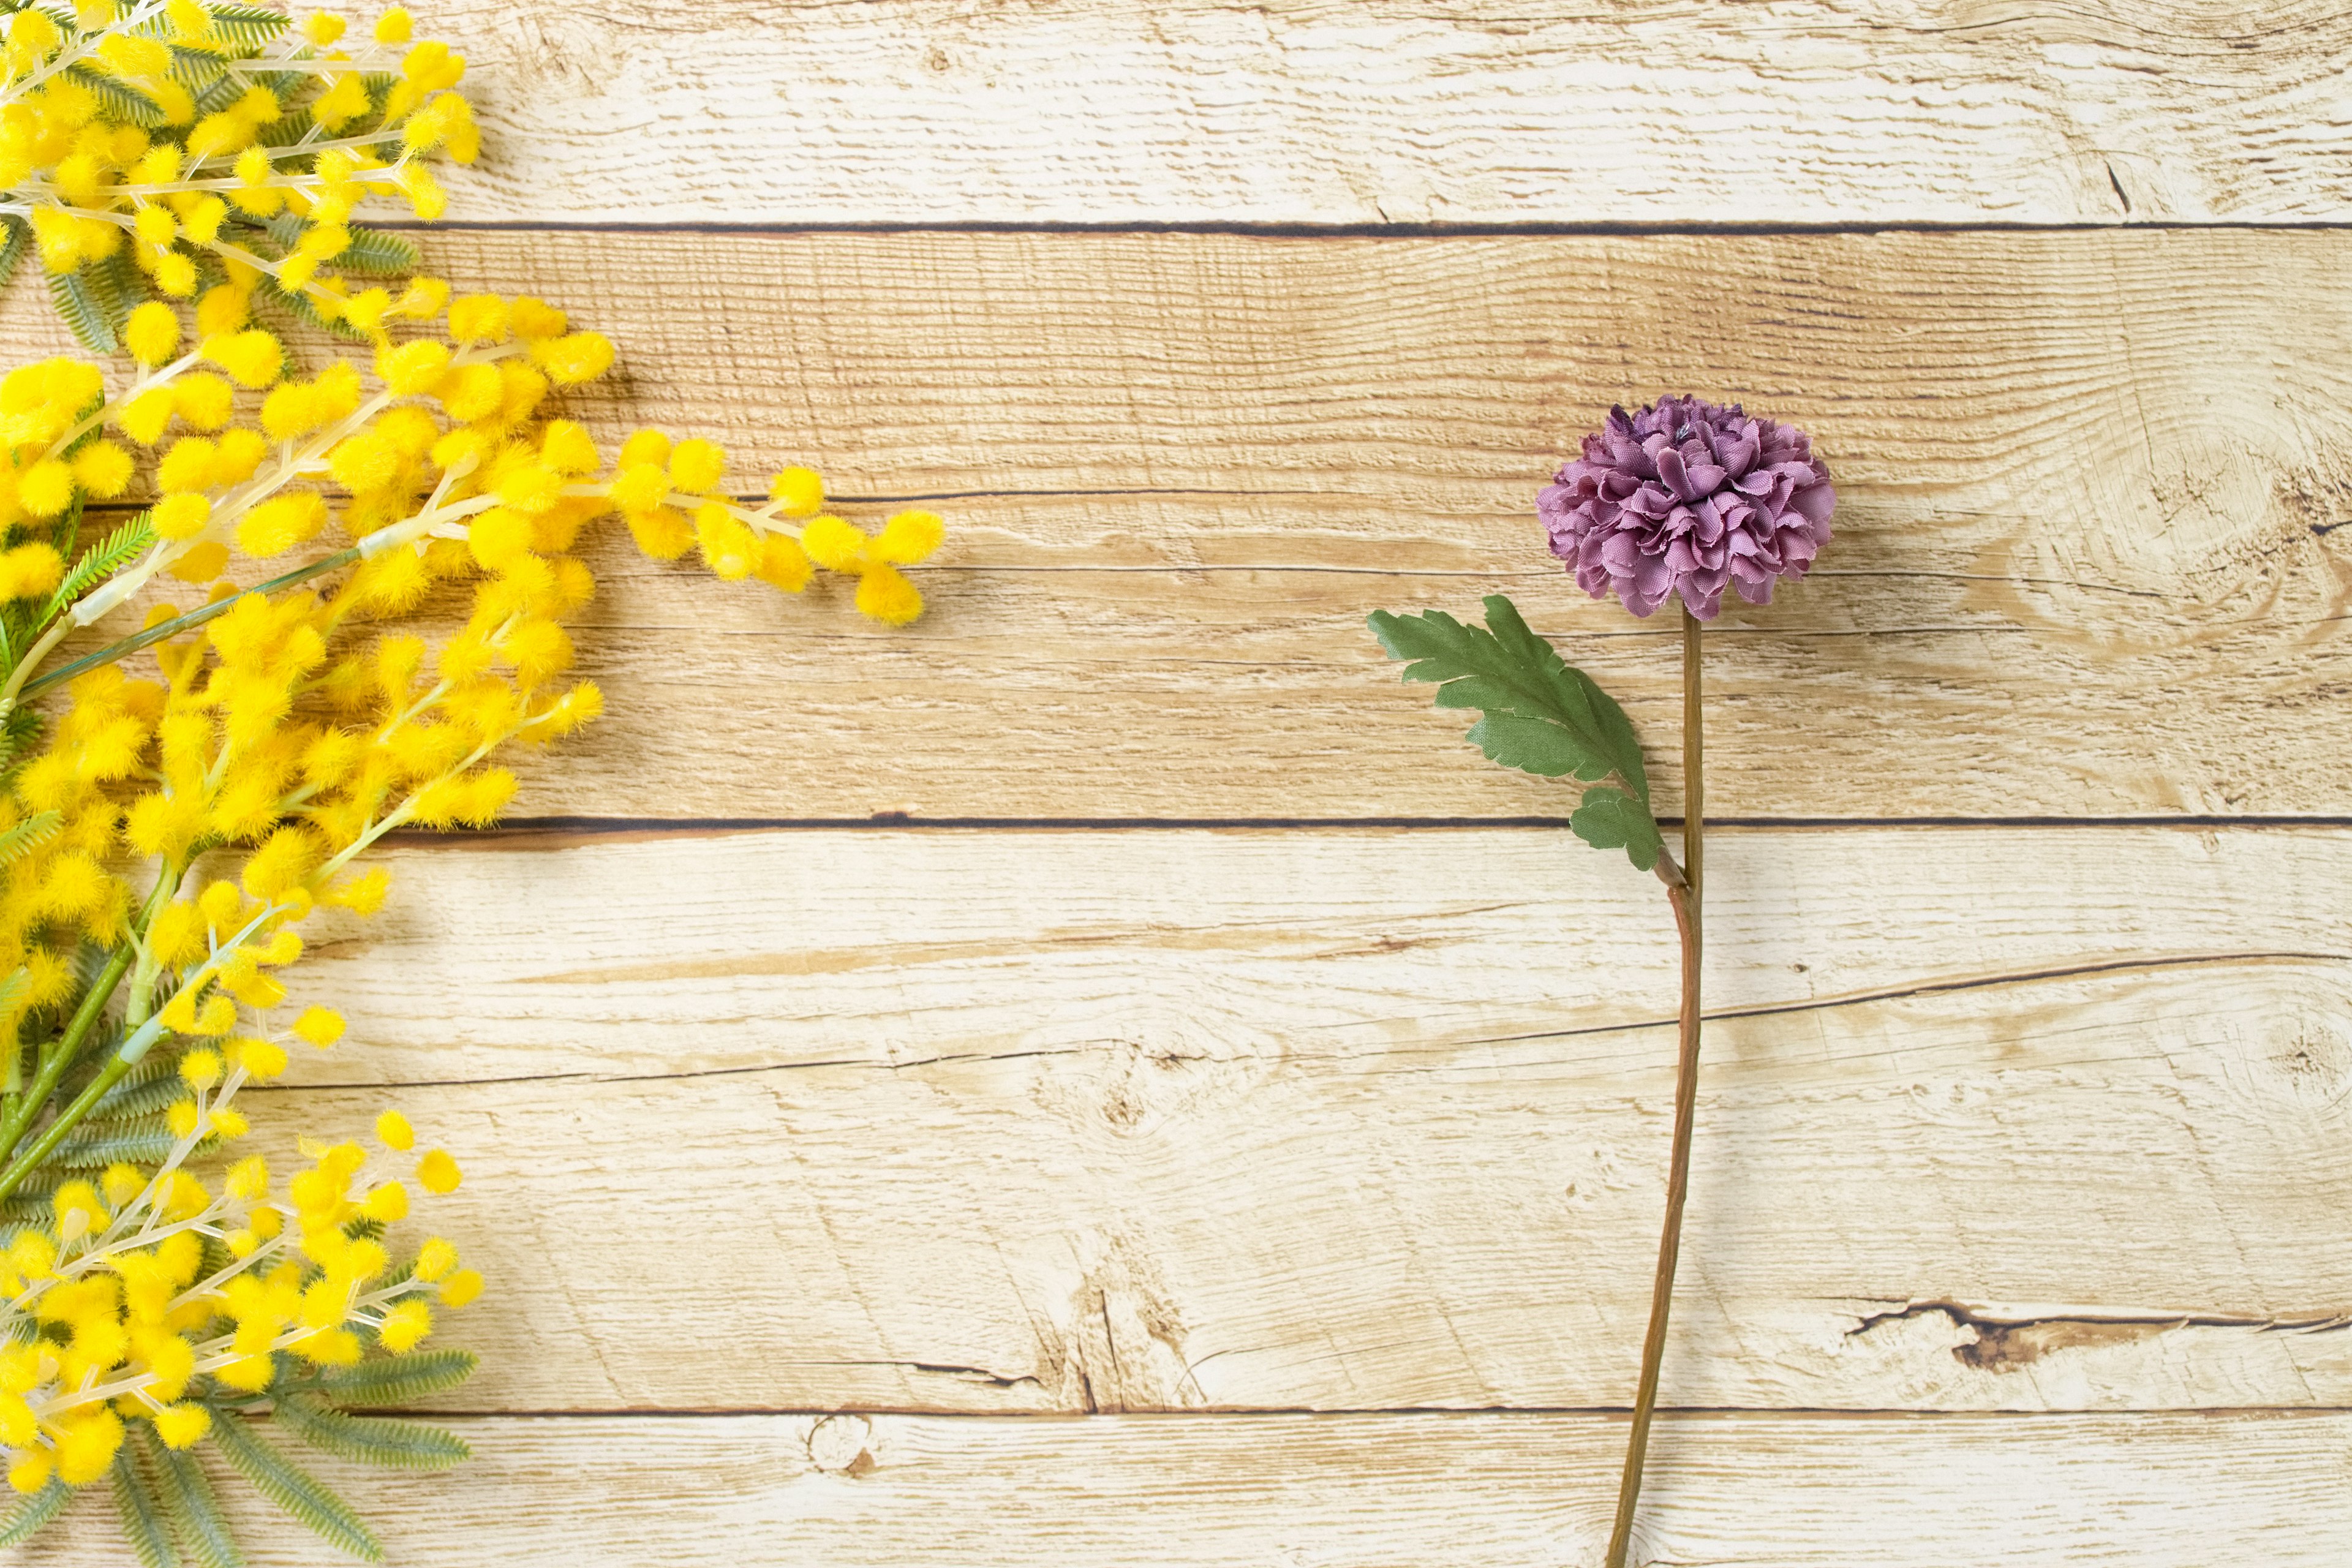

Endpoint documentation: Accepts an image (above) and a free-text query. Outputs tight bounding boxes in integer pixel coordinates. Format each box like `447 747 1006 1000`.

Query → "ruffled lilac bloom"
1537 396 1835 620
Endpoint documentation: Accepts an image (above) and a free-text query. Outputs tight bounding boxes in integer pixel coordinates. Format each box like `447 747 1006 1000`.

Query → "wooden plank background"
29 2 2352 1562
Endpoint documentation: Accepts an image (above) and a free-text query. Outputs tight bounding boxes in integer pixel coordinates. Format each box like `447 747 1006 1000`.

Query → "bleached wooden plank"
288 825 2349 1082
15 228 2351 820
235 827 2352 1413
29 1411 2352 1566
426 0 2352 225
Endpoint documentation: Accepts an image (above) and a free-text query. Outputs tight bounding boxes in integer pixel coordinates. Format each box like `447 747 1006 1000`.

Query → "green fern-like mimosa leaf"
210 1411 383 1562
274 1396 470 1472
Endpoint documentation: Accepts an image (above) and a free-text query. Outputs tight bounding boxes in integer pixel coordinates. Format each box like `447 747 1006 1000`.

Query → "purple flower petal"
1539 395 1834 620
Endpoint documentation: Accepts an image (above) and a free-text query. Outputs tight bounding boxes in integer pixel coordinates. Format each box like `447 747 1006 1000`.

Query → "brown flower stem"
1606 605 1702 1568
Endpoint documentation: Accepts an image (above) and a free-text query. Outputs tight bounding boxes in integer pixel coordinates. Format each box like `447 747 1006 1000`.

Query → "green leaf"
0 216 29 294
147 1428 243 1568
1569 787 1665 874
66 64 167 127
274 1396 469 1472
209 1409 383 1561
48 266 117 355
251 215 414 284
167 42 230 92
91 1055 190 1122
197 4 295 48
45 514 155 625
0 810 58 866
45 1120 179 1169
113 1441 181 1568
1368 595 1665 871
326 225 420 277
314 1348 478 1406
0 1477 69 1547
96 250 146 340
253 273 369 341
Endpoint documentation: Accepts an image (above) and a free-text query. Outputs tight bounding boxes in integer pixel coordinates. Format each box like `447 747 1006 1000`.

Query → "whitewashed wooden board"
224 826 2352 1417
25 1412 2352 1566
431 0 2352 225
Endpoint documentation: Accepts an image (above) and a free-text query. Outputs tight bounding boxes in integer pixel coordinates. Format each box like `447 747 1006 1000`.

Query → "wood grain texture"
24 1411 2352 1566
16 228 2352 820
228 826 2352 1414
421 0 2352 226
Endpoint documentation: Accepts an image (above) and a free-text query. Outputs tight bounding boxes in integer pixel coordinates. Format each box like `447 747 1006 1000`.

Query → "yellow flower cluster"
0 9 952 1556
0 1054 475 1493
0 280 941 709
0 276 941 1535
0 2 475 350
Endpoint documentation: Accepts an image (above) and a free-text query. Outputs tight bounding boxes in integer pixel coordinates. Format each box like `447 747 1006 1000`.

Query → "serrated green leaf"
252 102 315 148
1368 595 1664 871
113 1441 180 1568
0 705 41 793
45 1120 179 1169
0 810 58 867
90 1061 195 1123
48 266 116 354
0 1477 69 1547
0 216 28 295
254 273 367 340
274 1395 469 1471
95 249 145 339
330 225 420 277
167 42 230 92
209 1409 382 1561
148 1428 242 1568
66 64 166 127
314 1348 478 1406
1569 787 1665 873
191 70 249 119
0 1186 60 1226
45 513 154 624
198 4 295 48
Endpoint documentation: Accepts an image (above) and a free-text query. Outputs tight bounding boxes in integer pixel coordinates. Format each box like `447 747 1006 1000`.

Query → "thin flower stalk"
1373 394 1833 1568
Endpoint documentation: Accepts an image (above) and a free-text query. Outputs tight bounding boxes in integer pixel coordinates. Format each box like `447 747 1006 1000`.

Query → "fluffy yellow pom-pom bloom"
152 492 211 540
0 543 63 600
236 492 328 558
293 1006 344 1048
417 1148 461 1194
125 301 181 366
203 328 282 388
767 465 824 518
799 514 867 573
154 1403 213 1450
530 331 613 386
873 508 945 565
856 564 925 626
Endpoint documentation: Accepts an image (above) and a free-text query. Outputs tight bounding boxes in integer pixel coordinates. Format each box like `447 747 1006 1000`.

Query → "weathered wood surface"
424 0 2352 226
230 826 2352 1414
15 229 2352 821
13 2 2346 1556
30 1412 2352 1566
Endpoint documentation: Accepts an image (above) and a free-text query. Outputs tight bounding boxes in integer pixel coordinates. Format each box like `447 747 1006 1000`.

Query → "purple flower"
1537 396 1834 620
